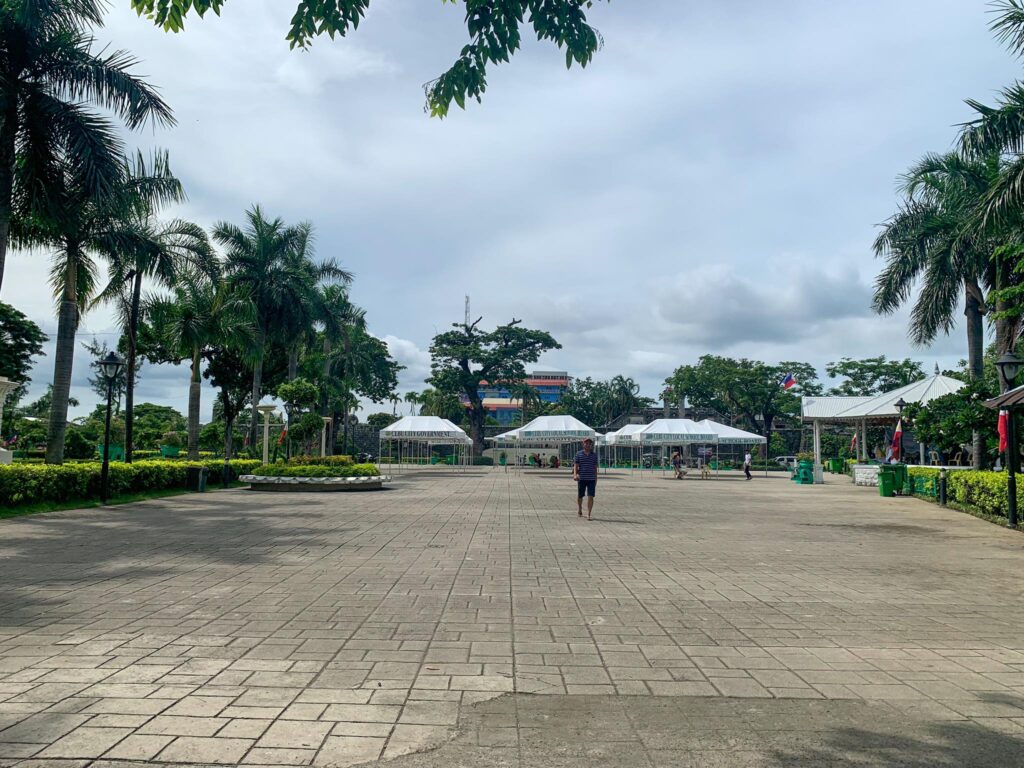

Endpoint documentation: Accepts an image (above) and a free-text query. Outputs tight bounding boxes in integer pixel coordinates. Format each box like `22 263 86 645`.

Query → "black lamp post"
996 352 1022 528
98 350 125 504
894 397 907 463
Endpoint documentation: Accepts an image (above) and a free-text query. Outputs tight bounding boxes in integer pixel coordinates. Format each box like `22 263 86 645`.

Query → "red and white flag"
891 419 903 460
850 433 858 453
999 410 1009 454
276 427 288 446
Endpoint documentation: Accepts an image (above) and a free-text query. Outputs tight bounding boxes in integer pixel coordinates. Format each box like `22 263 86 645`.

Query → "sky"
2 0 1022 420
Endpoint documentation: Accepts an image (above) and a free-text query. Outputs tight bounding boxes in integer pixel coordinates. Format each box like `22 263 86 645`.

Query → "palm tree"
216 206 352 448
36 155 183 464
0 0 174 292
94 152 216 462
145 275 253 459
873 153 1005 468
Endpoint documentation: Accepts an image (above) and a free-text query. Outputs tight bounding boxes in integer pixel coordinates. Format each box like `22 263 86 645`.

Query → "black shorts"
577 478 596 498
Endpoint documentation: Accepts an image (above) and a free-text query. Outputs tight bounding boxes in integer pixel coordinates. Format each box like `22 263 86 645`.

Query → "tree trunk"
321 337 332 416
468 398 485 456
995 257 1022 392
123 271 143 462
342 403 349 456
331 410 341 455
965 286 985 469
187 349 201 460
0 99 17 294
287 345 299 381
221 387 234 461
46 252 80 465
247 328 266 451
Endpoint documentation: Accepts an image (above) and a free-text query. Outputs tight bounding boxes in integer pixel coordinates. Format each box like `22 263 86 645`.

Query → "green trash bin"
889 464 908 495
878 468 895 497
829 458 843 474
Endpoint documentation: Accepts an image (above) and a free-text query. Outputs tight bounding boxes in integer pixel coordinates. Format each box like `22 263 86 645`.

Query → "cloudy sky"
2 0 1021 419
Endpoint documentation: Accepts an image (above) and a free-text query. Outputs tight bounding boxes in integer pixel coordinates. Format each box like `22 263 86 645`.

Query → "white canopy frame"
378 416 472 475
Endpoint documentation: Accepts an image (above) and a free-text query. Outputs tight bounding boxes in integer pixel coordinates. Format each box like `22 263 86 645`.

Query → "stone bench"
240 475 391 492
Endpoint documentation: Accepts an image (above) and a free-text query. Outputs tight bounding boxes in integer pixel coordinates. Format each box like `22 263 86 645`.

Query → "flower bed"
0 459 261 508
241 462 387 492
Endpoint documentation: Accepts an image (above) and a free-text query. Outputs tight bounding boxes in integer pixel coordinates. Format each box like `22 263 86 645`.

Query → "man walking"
744 451 753 480
574 437 599 520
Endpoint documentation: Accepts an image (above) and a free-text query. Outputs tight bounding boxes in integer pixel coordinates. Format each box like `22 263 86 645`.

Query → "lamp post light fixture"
257 405 277 465
98 351 125 504
894 397 907 464
996 352 1023 528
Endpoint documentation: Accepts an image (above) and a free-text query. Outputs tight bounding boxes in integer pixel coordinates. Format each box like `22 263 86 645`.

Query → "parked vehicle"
774 455 797 468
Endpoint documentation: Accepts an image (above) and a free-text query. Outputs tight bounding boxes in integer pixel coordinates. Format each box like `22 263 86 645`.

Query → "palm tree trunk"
46 251 80 465
342 402 349 455
248 328 266 451
0 105 15 294
965 287 985 469
321 337 332 416
287 346 299 381
123 271 143 463
187 349 202 460
223 391 234 461
995 256 1022 392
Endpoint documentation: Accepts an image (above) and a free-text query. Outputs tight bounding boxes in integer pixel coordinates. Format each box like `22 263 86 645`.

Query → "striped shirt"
574 450 598 481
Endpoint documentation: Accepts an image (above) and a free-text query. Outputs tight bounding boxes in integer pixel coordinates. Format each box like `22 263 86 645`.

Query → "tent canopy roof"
634 419 717 444
696 419 767 444
379 416 471 442
802 374 965 422
517 414 596 442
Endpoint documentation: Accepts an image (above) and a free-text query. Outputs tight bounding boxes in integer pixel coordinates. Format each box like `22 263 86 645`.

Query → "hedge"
250 463 379 478
908 467 1011 519
0 459 261 508
286 455 353 466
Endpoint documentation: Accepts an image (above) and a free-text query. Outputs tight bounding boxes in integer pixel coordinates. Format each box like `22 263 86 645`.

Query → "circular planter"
240 474 391 492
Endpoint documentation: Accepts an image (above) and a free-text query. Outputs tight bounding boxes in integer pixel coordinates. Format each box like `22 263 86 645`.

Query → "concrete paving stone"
137 715 227 736
320 704 400 723
315 735 385 766
101 735 174 761
37 727 132 758
243 747 317 765
0 713 90 743
156 735 254 764
256 720 332 750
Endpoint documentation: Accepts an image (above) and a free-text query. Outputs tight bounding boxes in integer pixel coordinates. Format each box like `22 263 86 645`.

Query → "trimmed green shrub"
64 429 96 460
0 459 261 508
249 463 379 478
908 467 941 497
472 456 494 466
947 471 1008 519
286 455 354 467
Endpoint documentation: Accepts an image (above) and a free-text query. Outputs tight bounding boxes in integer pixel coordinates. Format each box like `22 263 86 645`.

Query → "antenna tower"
465 295 471 326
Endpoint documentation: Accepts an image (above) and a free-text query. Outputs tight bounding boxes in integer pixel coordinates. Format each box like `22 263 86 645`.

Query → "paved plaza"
1 468 1024 766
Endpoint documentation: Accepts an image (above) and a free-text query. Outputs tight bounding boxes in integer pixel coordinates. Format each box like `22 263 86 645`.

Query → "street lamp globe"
996 352 1023 385
894 397 907 413
99 351 125 382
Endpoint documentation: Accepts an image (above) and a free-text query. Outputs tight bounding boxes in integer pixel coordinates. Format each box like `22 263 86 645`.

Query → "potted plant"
160 431 183 458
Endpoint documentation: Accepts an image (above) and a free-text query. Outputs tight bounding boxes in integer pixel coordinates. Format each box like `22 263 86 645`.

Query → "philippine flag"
891 419 903 460
999 409 1009 453
781 373 797 389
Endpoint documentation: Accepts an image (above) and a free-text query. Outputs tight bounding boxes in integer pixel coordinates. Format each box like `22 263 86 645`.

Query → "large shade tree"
428 317 559 454
142 274 254 459
94 151 216 461
0 0 174 292
0 301 45 403
36 154 182 464
129 0 607 117
872 153 1008 467
216 206 351 448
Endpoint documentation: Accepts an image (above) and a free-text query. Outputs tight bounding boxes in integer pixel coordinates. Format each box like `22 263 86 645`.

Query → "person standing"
672 449 685 480
574 438 599 520
744 451 753 480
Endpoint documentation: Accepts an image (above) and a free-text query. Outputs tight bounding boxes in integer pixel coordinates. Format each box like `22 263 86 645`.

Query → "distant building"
473 370 571 426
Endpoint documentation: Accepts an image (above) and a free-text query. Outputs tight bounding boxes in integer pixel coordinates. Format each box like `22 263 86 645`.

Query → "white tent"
379 416 471 472
518 415 596 441
635 419 717 445
697 420 766 445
